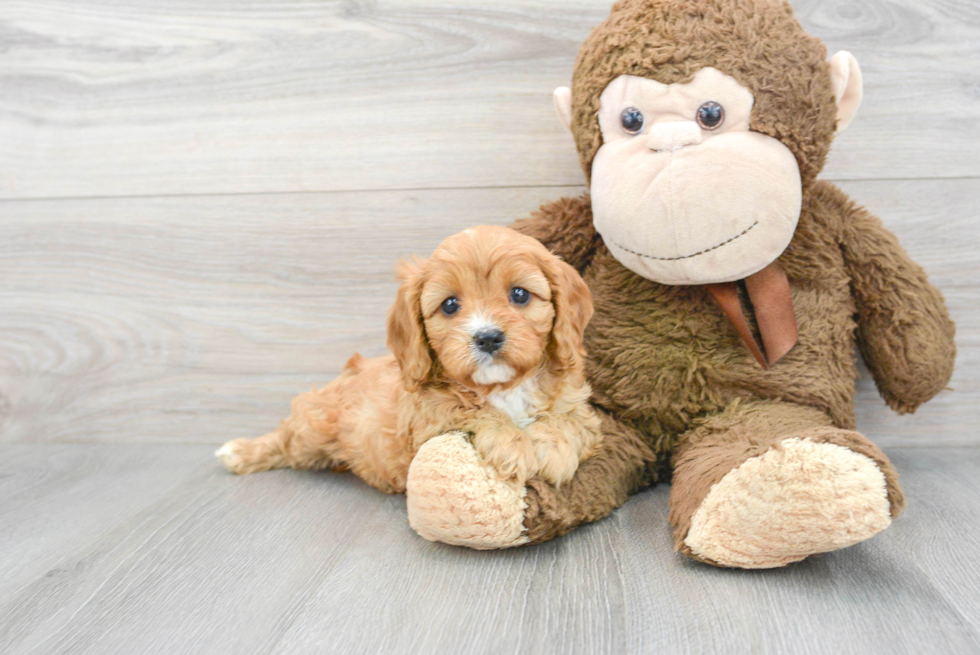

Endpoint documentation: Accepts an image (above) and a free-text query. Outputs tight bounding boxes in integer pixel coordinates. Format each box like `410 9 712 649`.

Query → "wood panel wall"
1 0 977 447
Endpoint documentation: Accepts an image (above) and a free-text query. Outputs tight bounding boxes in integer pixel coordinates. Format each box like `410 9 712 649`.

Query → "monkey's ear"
553 87 573 132
828 51 863 134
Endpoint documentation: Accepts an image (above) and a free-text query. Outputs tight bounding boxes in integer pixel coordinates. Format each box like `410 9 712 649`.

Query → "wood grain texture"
0 186 566 445
0 0 978 200
0 444 402 654
3 444 980 655
0 444 217 649
0 179 976 448
1 0 978 652
885 448 980 631
614 475 980 655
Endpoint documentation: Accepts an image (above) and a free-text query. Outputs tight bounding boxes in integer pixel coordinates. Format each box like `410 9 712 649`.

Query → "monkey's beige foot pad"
685 437 892 569
406 432 529 550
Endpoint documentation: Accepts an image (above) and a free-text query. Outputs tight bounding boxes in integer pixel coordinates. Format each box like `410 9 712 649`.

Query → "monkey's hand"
510 195 600 273
833 182 956 414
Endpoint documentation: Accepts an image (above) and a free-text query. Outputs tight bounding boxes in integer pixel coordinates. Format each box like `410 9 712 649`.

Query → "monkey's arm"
832 184 956 414
404 408 654 549
510 194 601 272
521 408 656 544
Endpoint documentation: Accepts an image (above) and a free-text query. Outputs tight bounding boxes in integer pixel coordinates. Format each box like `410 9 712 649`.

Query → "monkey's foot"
683 436 893 568
406 432 529 549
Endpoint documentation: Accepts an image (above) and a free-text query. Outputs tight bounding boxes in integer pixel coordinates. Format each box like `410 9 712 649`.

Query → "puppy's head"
387 225 592 391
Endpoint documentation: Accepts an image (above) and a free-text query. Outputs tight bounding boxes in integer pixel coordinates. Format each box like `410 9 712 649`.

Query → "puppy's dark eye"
620 107 644 134
440 297 460 316
510 287 530 305
696 101 724 130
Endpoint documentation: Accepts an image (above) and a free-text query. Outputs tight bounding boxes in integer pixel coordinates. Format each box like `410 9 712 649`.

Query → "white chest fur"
485 377 540 429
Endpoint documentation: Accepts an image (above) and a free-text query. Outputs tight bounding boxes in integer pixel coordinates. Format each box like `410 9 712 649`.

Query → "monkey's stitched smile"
608 221 758 262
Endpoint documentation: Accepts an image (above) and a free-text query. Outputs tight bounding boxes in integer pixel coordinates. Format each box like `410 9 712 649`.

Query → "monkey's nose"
646 121 703 152
473 329 505 354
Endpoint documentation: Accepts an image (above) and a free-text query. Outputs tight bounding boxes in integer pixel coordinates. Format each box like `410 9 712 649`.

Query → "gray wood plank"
613 481 980 655
883 448 980 630
269 518 630 655
0 179 976 448
0 443 206 597
0 0 977 200
0 444 398 655
0 444 221 651
4 444 980 655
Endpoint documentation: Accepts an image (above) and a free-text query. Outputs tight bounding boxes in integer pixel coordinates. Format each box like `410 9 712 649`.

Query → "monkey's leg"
669 399 904 569
406 410 655 549
522 410 655 544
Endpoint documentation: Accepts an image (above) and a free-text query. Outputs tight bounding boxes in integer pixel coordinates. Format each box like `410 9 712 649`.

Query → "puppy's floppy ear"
387 257 433 392
542 255 593 373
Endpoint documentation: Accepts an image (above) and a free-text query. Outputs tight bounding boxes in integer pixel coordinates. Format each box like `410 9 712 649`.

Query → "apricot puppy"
216 225 601 492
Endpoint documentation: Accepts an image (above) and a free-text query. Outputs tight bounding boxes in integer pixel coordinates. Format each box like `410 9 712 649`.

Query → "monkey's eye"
620 107 644 134
440 297 460 316
509 287 530 305
696 101 725 130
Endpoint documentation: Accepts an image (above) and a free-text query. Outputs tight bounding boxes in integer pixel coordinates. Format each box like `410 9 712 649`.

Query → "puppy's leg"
469 417 538 485
216 430 290 475
527 427 579 487
217 389 342 475
526 407 602 486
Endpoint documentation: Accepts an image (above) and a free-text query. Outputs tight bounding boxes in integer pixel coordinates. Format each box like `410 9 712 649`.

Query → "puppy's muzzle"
473 329 505 355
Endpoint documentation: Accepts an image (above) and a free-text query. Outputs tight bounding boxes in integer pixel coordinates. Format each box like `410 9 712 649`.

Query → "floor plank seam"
0 175 977 205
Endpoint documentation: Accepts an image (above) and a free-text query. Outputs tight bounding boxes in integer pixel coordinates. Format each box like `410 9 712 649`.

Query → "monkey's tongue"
706 262 798 369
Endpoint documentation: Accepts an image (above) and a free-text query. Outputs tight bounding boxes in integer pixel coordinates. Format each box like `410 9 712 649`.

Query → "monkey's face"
589 67 802 285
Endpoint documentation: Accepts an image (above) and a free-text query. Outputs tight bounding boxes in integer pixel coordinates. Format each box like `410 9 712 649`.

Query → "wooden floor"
3 446 980 654
1 1 979 653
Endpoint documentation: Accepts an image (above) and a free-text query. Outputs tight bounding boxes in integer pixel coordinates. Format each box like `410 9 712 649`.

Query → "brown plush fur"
218 226 602 492
510 0 955 551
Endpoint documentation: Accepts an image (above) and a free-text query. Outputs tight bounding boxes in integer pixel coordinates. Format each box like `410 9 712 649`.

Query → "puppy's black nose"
473 329 505 355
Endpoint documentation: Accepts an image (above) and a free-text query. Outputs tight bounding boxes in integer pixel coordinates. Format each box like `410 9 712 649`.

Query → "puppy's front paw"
531 437 578 487
215 438 275 475
471 429 538 485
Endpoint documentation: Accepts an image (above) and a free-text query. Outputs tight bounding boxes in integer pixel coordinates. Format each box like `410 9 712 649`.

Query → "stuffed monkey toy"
404 0 956 568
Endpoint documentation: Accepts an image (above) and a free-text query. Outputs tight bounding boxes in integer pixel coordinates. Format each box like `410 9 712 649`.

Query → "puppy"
216 225 601 492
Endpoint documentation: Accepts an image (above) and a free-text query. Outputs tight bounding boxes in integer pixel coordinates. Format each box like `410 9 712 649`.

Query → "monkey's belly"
582 250 859 453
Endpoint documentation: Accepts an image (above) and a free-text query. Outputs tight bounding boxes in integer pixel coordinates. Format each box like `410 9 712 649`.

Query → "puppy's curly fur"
217 226 602 492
